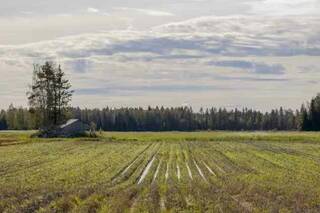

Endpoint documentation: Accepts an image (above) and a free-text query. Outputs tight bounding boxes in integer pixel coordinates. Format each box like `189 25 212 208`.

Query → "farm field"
1 131 320 212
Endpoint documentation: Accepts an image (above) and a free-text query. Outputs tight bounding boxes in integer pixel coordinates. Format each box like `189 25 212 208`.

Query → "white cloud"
87 7 99 13
1 16 319 61
0 16 319 109
0 15 131 45
247 0 320 16
113 7 174 16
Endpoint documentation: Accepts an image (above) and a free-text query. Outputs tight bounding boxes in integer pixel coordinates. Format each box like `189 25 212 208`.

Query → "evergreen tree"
0 110 7 130
6 104 16 130
27 62 73 130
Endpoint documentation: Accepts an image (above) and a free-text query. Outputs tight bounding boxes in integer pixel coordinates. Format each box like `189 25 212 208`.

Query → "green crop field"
1 131 320 212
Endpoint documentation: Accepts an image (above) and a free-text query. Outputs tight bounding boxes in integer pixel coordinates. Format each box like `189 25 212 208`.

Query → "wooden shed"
58 119 89 137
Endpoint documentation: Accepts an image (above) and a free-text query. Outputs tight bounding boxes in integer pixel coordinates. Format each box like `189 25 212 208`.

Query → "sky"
0 0 319 111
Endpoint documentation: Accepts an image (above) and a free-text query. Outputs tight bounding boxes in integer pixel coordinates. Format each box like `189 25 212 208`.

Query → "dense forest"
1 94 319 131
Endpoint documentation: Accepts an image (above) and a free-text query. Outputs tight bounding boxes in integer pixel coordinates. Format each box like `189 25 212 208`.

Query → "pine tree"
0 110 7 130
300 104 310 131
6 104 16 130
27 62 73 130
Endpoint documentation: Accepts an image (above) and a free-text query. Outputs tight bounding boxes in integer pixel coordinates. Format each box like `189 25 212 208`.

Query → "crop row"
2 134 320 212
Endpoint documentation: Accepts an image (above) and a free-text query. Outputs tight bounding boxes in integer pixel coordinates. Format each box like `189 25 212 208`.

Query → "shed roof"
60 119 79 129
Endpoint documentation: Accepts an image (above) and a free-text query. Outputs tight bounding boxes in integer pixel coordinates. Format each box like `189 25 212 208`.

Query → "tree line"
0 60 319 132
300 94 320 131
70 106 300 131
2 98 320 131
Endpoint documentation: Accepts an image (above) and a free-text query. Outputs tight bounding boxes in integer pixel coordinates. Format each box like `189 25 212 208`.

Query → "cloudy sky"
0 0 319 110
